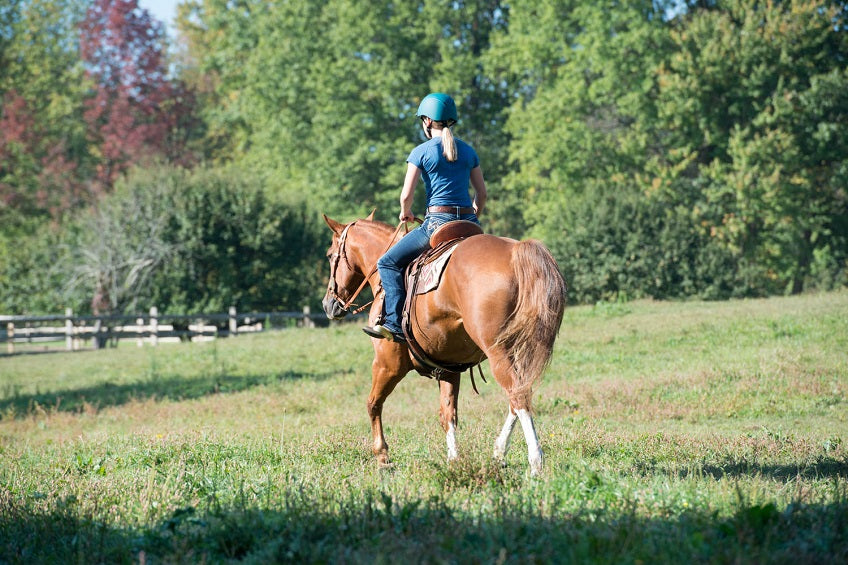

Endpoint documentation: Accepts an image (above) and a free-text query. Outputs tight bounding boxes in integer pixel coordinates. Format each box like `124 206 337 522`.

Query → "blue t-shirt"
406 136 479 208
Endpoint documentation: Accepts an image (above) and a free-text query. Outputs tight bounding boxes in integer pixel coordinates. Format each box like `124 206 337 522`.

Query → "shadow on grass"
0 348 71 358
2 490 847 563
0 369 334 420
638 458 848 482
698 460 848 482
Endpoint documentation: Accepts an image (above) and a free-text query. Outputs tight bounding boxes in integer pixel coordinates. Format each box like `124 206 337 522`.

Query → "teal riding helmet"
416 93 458 125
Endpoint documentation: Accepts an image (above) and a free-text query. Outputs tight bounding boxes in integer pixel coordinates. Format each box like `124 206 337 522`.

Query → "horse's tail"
494 239 567 406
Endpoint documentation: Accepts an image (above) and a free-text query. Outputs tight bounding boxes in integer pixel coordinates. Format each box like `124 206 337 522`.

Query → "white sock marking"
516 409 543 476
494 410 518 460
446 421 458 461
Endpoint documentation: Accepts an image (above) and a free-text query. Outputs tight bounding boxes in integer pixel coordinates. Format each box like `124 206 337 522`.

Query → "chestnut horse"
322 212 566 475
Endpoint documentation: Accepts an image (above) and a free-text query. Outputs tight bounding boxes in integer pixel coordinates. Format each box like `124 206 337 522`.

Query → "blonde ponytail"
440 124 457 162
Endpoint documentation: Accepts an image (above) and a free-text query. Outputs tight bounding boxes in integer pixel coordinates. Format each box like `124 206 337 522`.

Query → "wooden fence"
0 306 339 354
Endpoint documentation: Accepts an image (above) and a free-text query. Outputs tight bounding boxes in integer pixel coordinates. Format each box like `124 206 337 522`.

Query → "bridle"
326 221 364 313
326 219 419 315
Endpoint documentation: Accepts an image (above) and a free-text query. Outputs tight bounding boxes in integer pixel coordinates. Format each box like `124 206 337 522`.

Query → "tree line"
1 0 846 315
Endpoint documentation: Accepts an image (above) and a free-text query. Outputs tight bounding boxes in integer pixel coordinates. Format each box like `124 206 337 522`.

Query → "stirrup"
362 325 405 343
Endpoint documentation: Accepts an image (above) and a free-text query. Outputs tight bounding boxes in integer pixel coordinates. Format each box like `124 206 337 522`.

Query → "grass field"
1 292 847 563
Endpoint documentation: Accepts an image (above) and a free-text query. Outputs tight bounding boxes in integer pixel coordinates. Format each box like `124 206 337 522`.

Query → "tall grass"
1 292 846 563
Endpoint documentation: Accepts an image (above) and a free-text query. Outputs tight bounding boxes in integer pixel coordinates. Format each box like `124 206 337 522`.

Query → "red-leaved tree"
0 91 38 209
0 89 84 219
79 0 194 194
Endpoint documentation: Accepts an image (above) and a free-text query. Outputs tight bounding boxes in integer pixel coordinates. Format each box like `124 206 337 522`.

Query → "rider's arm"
470 166 487 215
399 163 421 222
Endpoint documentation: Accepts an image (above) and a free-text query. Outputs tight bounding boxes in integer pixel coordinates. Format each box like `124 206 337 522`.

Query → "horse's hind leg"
438 372 461 461
487 354 544 476
493 407 518 461
516 407 543 476
493 405 542 475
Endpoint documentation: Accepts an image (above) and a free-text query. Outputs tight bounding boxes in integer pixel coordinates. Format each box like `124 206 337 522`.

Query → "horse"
321 211 566 475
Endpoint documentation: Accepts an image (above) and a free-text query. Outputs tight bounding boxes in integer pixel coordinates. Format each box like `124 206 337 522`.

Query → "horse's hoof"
376 453 393 469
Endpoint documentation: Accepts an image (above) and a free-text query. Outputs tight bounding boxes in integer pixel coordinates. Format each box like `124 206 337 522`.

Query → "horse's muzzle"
322 295 349 320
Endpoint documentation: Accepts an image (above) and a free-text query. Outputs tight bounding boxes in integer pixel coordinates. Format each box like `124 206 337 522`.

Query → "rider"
363 92 488 343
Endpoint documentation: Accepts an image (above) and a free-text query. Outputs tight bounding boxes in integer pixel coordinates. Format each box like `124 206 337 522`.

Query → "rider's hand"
399 210 414 223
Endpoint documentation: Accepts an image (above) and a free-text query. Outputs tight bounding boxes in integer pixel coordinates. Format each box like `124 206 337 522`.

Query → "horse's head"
321 214 368 320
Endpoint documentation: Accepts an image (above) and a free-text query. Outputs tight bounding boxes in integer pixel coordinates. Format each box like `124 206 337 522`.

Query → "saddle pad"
415 245 458 295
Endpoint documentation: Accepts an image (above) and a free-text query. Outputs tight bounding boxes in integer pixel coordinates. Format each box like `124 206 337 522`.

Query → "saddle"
400 220 485 380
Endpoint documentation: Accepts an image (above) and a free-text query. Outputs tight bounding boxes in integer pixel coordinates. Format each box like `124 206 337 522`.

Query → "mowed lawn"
1 292 846 563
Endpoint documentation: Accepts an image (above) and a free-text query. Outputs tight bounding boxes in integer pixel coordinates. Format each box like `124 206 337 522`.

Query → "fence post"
136 317 144 347
65 308 74 351
149 306 159 347
229 306 237 337
6 322 13 354
302 306 315 328
92 317 103 350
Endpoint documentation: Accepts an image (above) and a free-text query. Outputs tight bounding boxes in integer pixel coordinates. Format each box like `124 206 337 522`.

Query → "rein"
332 218 421 315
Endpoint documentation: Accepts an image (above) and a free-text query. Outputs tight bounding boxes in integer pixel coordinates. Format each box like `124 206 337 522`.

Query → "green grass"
1 292 847 563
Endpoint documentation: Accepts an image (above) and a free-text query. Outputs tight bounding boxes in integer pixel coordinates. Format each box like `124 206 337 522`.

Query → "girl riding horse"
363 92 488 343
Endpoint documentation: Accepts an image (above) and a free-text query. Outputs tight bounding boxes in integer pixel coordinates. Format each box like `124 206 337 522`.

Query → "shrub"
10 164 330 316
545 184 754 304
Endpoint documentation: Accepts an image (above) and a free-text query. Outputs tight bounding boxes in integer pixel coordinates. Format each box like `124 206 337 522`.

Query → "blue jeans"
377 213 479 333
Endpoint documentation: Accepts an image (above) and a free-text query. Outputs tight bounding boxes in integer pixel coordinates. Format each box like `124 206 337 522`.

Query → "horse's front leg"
367 345 409 466
438 372 461 461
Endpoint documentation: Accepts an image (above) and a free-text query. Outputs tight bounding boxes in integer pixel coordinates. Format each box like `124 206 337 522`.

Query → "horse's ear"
323 214 345 235
365 208 376 221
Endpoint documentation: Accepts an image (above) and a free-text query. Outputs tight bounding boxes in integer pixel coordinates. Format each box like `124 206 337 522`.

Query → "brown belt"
427 206 474 215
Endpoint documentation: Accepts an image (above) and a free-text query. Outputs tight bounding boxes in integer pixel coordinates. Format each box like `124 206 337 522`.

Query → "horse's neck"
351 221 395 282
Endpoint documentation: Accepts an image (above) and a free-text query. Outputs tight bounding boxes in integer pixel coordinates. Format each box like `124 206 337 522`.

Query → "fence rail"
0 306 347 354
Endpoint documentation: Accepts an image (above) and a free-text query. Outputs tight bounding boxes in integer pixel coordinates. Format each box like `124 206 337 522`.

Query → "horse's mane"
355 219 405 248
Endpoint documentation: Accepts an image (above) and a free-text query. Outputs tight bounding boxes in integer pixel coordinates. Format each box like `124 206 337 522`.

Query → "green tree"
177 0 513 223
490 0 846 300
488 0 673 232
658 0 848 293
0 0 91 221
0 0 91 309
178 0 432 218
174 0 261 163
